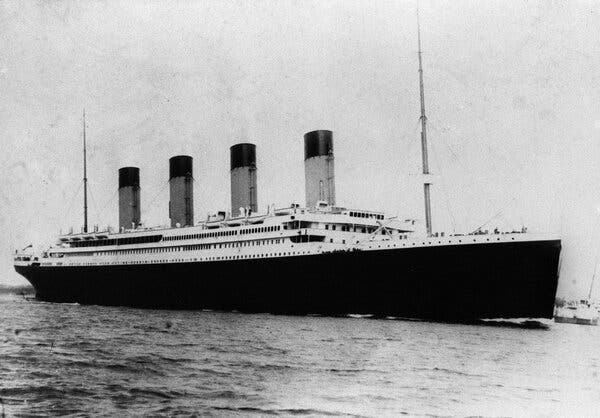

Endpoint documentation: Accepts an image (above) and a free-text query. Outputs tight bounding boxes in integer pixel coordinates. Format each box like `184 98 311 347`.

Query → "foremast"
83 109 88 233
417 7 432 236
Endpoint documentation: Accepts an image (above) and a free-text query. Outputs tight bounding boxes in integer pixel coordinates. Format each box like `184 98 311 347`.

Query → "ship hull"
16 239 561 320
554 316 598 326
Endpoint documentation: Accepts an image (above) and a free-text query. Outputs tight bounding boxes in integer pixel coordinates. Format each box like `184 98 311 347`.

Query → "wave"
475 319 551 329
127 387 183 400
327 368 367 373
212 406 362 416
0 385 94 398
410 366 487 378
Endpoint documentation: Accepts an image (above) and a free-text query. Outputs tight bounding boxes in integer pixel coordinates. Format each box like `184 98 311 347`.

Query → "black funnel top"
169 155 193 179
230 143 256 170
304 130 333 160
118 167 140 189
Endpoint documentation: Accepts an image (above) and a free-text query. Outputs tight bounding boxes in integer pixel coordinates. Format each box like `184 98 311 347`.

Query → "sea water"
1 293 599 416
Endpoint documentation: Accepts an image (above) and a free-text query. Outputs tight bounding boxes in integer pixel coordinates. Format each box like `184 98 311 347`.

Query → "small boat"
555 219 600 326
554 300 599 326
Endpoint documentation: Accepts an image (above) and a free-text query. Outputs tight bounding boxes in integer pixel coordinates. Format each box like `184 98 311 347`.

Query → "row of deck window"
60 250 313 266
70 235 163 248
348 211 384 220
325 224 379 234
163 225 281 242
46 235 518 263
88 238 286 256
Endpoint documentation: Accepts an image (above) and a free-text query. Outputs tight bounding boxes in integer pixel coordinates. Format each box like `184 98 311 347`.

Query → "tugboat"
555 301 599 326
555 245 599 326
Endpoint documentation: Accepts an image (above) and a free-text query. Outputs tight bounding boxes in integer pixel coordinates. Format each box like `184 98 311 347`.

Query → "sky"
1 0 599 299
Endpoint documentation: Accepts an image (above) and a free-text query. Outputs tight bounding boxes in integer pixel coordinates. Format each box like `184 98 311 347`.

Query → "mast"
586 212 600 301
83 109 88 233
589 264 596 301
417 6 432 236
589 238 600 301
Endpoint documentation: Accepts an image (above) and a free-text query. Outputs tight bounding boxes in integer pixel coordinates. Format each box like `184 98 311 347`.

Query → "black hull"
16 240 561 320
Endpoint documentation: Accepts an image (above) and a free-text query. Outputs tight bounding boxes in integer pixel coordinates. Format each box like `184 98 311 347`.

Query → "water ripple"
0 294 598 416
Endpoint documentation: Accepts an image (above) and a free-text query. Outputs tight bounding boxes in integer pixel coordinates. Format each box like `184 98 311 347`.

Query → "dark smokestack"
169 155 194 227
118 167 141 230
230 143 257 216
304 130 335 208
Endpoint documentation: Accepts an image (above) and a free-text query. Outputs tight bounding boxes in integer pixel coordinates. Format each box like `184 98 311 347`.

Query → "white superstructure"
14 202 553 270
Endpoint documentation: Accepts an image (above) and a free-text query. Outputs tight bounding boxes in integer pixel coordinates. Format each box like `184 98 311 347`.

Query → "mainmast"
83 109 88 233
589 244 599 301
417 7 432 236
589 268 596 301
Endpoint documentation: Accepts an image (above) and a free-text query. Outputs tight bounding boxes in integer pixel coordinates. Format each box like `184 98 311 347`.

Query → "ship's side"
554 317 598 326
13 17 564 322
554 304 599 326
14 210 561 320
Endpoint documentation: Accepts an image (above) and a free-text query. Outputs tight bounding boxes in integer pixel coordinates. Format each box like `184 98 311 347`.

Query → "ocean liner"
14 15 561 320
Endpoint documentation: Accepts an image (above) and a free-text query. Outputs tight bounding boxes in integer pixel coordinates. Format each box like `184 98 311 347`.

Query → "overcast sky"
1 0 599 299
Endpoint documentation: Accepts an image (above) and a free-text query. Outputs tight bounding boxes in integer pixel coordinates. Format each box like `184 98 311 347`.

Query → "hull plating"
16 240 561 320
554 316 598 326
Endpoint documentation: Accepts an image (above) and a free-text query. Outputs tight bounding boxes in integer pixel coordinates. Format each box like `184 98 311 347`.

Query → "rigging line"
469 197 517 234
86 185 101 227
428 121 525 193
429 120 534 210
426 114 529 187
428 121 520 227
393 120 423 214
397 118 423 176
396 118 422 170
427 121 470 174
485 142 527 176
587 212 600 300
427 122 471 232
429 136 457 233
43 181 83 240
431 138 457 232
483 143 537 206
62 181 84 228
587 209 600 252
